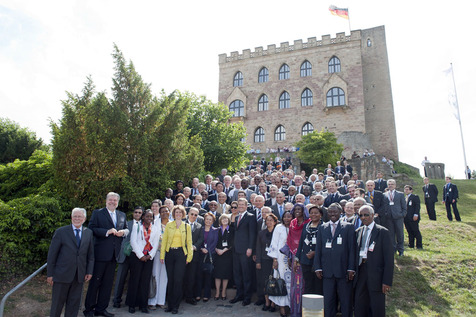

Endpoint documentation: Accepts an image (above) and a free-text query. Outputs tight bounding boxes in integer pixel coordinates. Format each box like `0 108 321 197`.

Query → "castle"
218 25 399 161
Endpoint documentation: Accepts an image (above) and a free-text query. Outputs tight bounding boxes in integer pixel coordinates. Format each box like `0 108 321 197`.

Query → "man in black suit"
184 208 204 305
230 198 257 306
354 205 394 317
206 200 222 227
374 171 388 192
324 180 345 207
365 180 385 224
422 177 438 220
442 176 461 221
334 160 345 176
84 192 129 317
271 192 286 220
403 185 423 249
47 208 94 317
314 203 356 317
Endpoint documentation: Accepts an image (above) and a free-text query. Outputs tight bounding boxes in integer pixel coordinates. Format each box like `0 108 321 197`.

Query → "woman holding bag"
197 212 218 302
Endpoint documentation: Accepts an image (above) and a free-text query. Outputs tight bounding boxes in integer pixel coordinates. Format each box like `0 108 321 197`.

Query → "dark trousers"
196 253 213 299
165 248 187 310
323 276 352 317
113 257 131 305
404 220 422 248
85 260 116 313
257 258 273 301
50 272 83 317
445 201 461 221
233 252 253 301
354 262 386 317
301 263 323 295
424 198 437 220
184 252 199 299
126 255 153 309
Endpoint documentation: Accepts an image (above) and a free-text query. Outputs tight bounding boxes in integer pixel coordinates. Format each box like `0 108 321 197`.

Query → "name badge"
409 201 412 206
304 238 310 245
369 241 375 252
359 250 367 257
326 241 332 248
312 237 317 245
265 246 270 253
449 188 452 192
389 201 395 206
204 243 208 248
337 236 342 245
222 241 228 247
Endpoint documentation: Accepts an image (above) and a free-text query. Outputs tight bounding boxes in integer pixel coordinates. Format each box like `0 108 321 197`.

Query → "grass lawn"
387 178 476 316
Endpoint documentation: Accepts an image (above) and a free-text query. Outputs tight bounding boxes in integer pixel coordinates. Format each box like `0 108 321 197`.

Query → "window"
274 125 286 141
301 88 313 106
279 91 290 109
233 71 243 86
229 100 244 117
258 67 269 83
367 38 372 47
254 127 265 143
326 87 346 107
258 94 268 111
302 122 314 136
279 64 290 80
328 56 341 73
300 60 312 77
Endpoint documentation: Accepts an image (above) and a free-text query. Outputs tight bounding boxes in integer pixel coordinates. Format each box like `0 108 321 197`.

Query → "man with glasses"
184 207 204 305
354 205 394 317
207 200 222 227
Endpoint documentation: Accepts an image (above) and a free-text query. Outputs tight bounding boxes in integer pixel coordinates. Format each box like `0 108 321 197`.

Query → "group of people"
46 159 461 317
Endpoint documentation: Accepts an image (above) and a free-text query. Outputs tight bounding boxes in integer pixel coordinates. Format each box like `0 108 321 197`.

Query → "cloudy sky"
1 0 474 178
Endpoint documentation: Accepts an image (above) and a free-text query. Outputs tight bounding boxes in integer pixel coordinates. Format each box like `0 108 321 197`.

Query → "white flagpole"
347 7 351 33
449 63 468 178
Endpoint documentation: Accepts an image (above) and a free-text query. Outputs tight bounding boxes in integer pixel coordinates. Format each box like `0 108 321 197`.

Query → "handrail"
0 263 47 317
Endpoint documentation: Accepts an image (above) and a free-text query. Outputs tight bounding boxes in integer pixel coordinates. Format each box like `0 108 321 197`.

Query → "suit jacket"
366 190 385 217
201 227 219 256
160 221 193 263
405 194 421 222
130 221 160 260
271 203 286 220
443 183 458 202
422 183 438 203
383 190 407 220
217 203 231 215
313 220 356 278
374 178 388 192
233 211 257 254
335 166 345 175
185 220 204 262
338 185 349 195
265 197 277 207
354 223 394 291
47 225 94 283
324 192 345 207
89 207 128 262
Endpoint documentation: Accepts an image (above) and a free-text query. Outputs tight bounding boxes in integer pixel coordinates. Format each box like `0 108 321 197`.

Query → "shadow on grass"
464 222 476 229
386 255 452 317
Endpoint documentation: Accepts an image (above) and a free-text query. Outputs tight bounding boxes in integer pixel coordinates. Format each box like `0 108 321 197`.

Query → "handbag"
202 252 214 274
149 275 157 299
265 269 287 296
123 222 140 256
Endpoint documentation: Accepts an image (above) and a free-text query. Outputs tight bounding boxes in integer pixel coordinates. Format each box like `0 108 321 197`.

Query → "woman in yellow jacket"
160 205 193 314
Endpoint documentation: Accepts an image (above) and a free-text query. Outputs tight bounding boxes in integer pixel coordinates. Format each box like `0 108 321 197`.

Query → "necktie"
257 209 262 222
331 223 337 237
75 228 81 248
110 212 116 227
370 192 374 203
359 226 369 265
279 205 284 218
237 214 242 226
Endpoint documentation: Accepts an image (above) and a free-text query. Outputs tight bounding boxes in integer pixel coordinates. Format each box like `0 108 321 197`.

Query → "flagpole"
347 7 351 33
450 63 468 178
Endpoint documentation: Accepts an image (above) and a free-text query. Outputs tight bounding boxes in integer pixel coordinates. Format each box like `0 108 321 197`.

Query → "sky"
1 0 474 179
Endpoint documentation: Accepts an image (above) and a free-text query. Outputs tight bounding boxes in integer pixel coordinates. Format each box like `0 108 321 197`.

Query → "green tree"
185 92 247 175
0 117 44 164
51 45 204 211
295 130 344 171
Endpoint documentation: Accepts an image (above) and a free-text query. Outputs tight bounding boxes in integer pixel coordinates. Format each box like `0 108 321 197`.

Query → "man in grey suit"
383 179 407 256
184 208 204 305
47 208 94 317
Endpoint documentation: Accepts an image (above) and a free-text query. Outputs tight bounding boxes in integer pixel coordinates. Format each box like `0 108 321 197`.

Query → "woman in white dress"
148 206 170 309
268 210 294 317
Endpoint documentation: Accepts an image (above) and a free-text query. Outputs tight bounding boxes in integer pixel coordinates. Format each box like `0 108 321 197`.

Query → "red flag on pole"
329 5 349 20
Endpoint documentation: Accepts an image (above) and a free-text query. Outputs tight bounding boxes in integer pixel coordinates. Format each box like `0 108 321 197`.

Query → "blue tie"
279 205 284 218
75 229 81 248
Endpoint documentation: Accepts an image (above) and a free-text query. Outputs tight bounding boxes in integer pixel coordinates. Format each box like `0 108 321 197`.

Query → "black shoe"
229 297 243 304
84 311 94 317
255 299 265 306
171 309 178 314
262 305 270 311
268 306 276 312
185 298 197 305
408 245 414 249
242 299 251 306
398 251 404 256
128 307 135 314
164 307 173 313
221 296 227 300
113 303 121 308
140 308 149 314
95 311 114 317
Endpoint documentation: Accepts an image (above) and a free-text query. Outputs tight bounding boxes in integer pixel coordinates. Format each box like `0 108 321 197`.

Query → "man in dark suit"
230 198 257 306
442 176 461 221
84 192 129 317
365 180 385 224
206 200 222 227
314 203 356 317
271 192 286 220
383 179 407 256
324 180 345 207
335 160 345 176
422 177 438 220
344 160 353 175
403 185 422 249
113 207 143 308
47 208 94 317
354 205 394 317
184 208 204 305
374 171 388 192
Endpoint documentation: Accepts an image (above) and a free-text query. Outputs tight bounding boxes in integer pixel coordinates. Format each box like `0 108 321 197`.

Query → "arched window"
229 100 244 117
279 64 290 80
233 71 243 86
254 127 265 143
258 94 268 111
301 88 313 106
258 67 269 83
302 122 314 136
279 91 290 109
300 60 312 77
328 56 341 73
274 125 286 141
326 88 346 107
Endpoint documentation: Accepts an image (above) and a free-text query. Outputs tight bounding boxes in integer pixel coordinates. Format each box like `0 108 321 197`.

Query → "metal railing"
0 263 47 317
